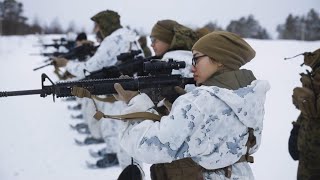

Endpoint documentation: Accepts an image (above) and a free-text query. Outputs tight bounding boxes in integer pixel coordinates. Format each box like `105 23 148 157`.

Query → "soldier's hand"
52 57 68 67
174 86 186 95
163 99 173 111
113 83 138 104
82 40 94 46
162 87 184 111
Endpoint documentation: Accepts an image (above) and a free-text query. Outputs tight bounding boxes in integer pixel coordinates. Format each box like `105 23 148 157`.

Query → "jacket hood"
199 80 270 128
110 28 138 41
91 10 122 38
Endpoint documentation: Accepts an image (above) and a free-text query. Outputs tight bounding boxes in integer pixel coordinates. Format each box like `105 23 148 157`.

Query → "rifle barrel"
29 53 41 56
0 74 195 100
0 89 44 97
33 62 53 71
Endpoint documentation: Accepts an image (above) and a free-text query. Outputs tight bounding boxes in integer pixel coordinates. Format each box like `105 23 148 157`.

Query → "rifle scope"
143 59 186 73
117 50 142 62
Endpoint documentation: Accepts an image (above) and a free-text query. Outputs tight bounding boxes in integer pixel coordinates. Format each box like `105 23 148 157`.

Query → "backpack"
291 48 320 173
292 48 320 119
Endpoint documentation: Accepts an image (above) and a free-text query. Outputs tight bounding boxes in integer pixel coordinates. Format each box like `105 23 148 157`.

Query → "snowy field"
0 35 319 180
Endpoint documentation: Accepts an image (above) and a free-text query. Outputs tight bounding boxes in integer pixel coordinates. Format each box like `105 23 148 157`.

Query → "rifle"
33 44 99 71
116 50 142 62
83 50 145 79
144 59 186 74
0 73 195 102
34 42 73 50
30 52 68 57
84 56 185 80
34 38 76 50
82 57 188 103
33 62 56 71
59 43 98 61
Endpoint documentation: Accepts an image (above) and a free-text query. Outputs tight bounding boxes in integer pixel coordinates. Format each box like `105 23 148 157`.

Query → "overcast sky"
19 0 319 38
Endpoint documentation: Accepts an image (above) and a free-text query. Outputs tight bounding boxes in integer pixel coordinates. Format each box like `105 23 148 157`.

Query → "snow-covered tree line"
277 8 320 41
1 0 319 41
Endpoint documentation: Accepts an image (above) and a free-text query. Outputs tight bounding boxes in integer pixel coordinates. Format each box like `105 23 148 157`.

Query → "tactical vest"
291 48 320 180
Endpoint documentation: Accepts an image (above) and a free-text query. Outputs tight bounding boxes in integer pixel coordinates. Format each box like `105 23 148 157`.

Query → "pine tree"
29 16 42 34
66 21 76 33
304 9 320 40
226 15 270 39
45 18 64 34
0 0 29 35
203 21 223 31
277 9 320 41
277 14 300 39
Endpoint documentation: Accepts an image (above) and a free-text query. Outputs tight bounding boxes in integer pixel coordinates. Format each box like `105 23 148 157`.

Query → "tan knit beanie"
151 20 198 51
151 20 178 44
192 31 256 70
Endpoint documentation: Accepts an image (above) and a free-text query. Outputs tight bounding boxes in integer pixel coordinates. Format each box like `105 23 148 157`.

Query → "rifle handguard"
71 86 91 98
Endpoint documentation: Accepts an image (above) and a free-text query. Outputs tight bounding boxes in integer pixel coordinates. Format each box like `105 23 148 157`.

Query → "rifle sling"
71 86 116 102
71 87 161 121
98 112 161 121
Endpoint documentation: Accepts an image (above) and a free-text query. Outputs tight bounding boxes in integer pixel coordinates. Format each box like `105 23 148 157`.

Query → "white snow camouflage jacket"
119 80 270 179
66 27 142 78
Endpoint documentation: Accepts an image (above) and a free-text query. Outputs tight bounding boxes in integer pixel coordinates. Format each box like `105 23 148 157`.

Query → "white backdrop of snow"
0 35 319 180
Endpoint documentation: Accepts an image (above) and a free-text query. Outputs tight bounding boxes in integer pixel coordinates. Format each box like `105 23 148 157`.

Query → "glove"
163 99 173 111
113 83 139 104
82 40 94 46
161 86 186 112
174 86 186 95
52 57 68 67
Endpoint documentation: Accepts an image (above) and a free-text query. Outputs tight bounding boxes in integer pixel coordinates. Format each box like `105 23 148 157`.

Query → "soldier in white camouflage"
113 31 270 180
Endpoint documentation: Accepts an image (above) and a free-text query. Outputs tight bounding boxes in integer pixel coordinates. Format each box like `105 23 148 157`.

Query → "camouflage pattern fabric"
149 70 257 180
291 48 320 180
91 10 122 38
138 36 152 57
151 20 198 52
304 48 320 70
169 25 199 51
195 27 211 39
118 70 270 179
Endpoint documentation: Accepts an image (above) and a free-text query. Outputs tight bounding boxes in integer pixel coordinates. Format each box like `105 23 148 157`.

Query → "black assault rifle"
30 51 68 57
35 38 75 50
84 57 186 80
0 73 195 102
83 57 188 103
33 44 99 71
117 50 143 62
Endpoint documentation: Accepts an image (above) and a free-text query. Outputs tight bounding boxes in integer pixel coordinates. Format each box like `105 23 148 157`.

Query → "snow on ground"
0 35 319 180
